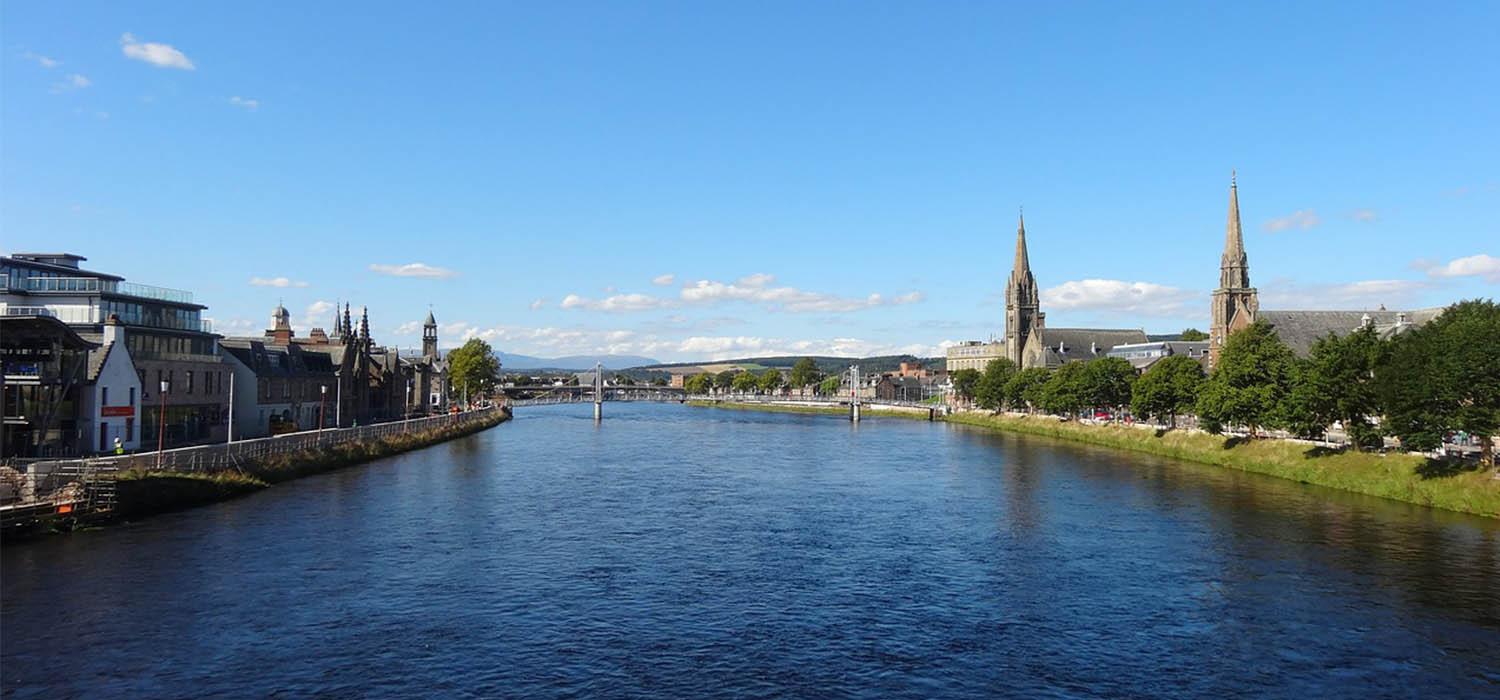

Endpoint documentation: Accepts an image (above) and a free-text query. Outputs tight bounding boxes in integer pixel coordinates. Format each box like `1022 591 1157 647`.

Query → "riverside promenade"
1 406 509 535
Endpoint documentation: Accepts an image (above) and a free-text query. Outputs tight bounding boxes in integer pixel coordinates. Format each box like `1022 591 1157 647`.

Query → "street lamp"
405 379 412 431
319 384 327 435
156 379 169 470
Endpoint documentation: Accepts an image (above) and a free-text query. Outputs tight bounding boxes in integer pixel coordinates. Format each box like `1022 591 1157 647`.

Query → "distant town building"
1106 340 1211 372
1207 175 1440 365
887 361 931 378
945 341 1005 372
1001 219 1147 369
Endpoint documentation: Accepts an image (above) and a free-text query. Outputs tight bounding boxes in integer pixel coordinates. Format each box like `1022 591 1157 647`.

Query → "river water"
3 403 1498 697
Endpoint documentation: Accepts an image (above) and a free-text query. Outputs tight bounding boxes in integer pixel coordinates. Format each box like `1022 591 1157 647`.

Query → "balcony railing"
18 277 112 293
117 282 194 304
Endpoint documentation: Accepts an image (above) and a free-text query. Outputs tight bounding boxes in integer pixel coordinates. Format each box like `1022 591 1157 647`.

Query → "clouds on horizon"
249 276 308 288
1041 279 1198 317
559 273 925 314
1415 253 1500 283
368 262 460 279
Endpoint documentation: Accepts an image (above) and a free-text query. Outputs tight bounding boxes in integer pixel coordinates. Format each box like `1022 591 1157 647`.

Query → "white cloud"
652 273 675 286
677 274 925 313
1419 253 1500 283
1347 209 1378 223
458 323 945 363
368 262 460 279
1260 279 1432 309
26 52 59 68
299 300 337 329
1041 279 1197 317
249 276 309 288
49 73 91 93
229 96 259 111
1260 209 1321 232
529 298 545 311
120 33 196 70
393 320 422 335
561 293 673 313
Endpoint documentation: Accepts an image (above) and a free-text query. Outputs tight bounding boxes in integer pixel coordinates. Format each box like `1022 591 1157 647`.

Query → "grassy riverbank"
685 400 931 420
945 412 1500 518
110 409 511 520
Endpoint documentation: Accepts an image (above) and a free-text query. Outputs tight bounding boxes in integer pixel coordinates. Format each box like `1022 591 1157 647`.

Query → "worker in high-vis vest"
114 437 124 455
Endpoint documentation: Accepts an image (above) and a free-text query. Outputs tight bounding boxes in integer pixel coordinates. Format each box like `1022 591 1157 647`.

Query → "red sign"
101 405 136 417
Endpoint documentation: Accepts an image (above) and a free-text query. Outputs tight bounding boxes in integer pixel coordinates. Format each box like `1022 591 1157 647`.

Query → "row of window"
125 333 218 360
135 369 228 396
259 378 334 402
102 299 202 333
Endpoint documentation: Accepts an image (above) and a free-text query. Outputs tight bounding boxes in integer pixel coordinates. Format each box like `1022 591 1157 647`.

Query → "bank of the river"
686 399 931 420
13 409 511 535
945 411 1500 518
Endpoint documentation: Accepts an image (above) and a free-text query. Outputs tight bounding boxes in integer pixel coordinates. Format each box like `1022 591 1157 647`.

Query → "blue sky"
4 2 1497 362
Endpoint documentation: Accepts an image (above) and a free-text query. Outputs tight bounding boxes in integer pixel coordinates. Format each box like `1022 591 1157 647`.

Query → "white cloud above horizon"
249 276 309 288
25 52 59 68
368 262 460 279
1416 253 1500 283
120 33 196 70
652 273 675 286
559 273 925 314
229 96 259 111
1261 209 1321 232
1259 279 1433 310
49 73 90 94
1347 209 1378 223
1041 279 1197 317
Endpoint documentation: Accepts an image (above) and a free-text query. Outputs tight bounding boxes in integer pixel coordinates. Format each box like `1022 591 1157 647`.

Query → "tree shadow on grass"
1303 446 1346 458
1221 436 1250 450
1415 458 1480 480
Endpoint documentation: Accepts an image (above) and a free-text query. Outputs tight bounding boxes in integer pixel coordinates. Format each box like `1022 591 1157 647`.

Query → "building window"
186 371 195 394
129 387 136 406
126 417 134 441
282 380 291 399
102 387 110 406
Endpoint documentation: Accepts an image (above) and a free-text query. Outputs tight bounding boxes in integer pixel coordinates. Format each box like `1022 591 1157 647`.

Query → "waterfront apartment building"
1 253 229 451
945 341 1005 372
1106 340 1211 373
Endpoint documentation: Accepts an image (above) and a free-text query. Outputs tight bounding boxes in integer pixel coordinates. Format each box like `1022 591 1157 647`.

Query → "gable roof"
1034 328 1149 365
1258 308 1443 356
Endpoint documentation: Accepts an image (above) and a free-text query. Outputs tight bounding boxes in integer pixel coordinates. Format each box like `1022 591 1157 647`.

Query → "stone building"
945 341 1006 372
1207 175 1441 365
400 310 449 416
1002 216 1148 369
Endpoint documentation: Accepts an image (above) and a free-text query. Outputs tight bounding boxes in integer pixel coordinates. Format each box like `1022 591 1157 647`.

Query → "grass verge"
944 412 1500 518
686 400 932 420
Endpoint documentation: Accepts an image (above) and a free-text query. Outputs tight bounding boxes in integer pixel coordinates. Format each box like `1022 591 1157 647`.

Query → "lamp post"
156 379 169 470
319 384 327 435
405 379 412 432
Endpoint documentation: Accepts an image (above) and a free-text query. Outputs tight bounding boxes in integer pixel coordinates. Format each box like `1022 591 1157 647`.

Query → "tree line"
952 299 1498 466
685 358 836 395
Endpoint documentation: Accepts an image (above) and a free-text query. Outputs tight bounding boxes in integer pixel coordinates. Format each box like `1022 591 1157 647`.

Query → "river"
3 403 1498 697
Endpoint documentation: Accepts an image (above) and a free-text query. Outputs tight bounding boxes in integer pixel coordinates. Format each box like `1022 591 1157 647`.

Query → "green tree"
1003 367 1051 413
951 369 981 401
818 375 842 395
1130 355 1205 428
731 371 760 393
684 372 713 394
1039 361 1089 417
715 370 736 390
1080 357 1136 417
789 357 821 388
1195 321 1297 436
614 374 636 386
1179 328 1210 341
974 358 1017 411
759 368 784 393
650 377 668 387
1286 326 1384 448
446 338 502 399
1377 299 1500 466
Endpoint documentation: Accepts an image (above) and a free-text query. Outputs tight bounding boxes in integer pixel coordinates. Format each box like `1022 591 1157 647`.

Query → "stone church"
1004 214 1148 369
1208 174 1441 366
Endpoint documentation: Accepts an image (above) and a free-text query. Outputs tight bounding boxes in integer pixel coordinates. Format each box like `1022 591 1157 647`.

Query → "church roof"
425 309 437 326
1258 308 1443 356
1034 328 1149 365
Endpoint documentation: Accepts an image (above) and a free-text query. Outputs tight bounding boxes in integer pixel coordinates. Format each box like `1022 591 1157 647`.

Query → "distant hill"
632 354 944 375
493 352 661 371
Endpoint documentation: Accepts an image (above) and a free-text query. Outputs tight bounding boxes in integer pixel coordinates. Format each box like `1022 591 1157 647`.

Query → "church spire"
1014 209 1031 275
1220 171 1250 289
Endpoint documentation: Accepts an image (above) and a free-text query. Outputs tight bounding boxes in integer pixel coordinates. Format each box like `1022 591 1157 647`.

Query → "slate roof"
1035 328 1149 365
87 342 117 381
220 339 330 378
1257 308 1443 356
